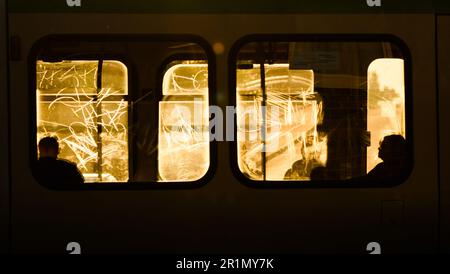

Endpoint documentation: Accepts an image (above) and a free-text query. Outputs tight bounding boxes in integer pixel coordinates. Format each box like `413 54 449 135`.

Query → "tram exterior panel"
1 7 447 254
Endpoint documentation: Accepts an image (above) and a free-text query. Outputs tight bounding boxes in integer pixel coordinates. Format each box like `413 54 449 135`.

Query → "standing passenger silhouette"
33 136 84 188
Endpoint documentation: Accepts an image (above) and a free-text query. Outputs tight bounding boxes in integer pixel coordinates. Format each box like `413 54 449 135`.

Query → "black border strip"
434 14 442 253
7 0 450 14
28 34 217 190
5 0 12 254
228 34 414 189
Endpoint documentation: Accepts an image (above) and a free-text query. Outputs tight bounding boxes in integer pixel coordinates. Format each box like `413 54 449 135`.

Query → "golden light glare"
237 64 327 181
213 42 225 55
36 60 129 183
35 56 405 183
158 63 209 182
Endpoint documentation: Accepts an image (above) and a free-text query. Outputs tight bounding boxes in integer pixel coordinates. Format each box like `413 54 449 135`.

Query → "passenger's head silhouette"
38 136 60 159
378 134 406 163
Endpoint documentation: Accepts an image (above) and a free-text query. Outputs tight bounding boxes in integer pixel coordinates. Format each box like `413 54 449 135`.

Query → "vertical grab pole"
96 60 103 181
258 43 267 181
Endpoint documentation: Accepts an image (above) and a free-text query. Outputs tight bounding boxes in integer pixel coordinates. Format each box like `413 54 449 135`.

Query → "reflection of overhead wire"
238 75 313 93
171 69 208 93
237 67 325 180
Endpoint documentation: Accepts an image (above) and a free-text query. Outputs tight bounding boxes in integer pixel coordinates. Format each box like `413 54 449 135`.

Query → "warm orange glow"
237 64 327 181
158 63 209 182
367 59 405 172
36 60 129 183
213 42 225 55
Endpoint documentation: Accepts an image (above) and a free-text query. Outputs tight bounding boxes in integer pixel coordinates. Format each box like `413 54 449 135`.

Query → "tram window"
233 38 410 184
32 36 213 187
158 62 209 182
36 60 129 183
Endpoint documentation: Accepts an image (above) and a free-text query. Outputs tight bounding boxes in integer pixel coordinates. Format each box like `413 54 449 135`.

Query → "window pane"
237 64 325 181
158 63 209 182
162 63 208 95
367 58 406 172
36 60 129 183
37 61 98 95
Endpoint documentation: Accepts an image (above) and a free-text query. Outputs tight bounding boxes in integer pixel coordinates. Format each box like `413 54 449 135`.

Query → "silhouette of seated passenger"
366 134 407 181
284 159 320 180
33 136 84 188
284 160 305 180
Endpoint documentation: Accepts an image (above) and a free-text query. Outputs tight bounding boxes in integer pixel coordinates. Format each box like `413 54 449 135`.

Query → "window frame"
228 34 413 188
29 34 216 190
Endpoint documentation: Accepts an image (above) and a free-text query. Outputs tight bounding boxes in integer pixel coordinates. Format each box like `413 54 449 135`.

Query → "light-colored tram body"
1 0 450 254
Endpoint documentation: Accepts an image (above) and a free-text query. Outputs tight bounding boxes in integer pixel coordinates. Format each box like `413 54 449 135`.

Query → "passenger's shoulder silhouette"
284 168 295 180
366 134 407 181
34 157 84 189
34 136 84 189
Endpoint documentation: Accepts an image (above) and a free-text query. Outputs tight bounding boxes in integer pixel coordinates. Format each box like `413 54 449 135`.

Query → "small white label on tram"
66 0 81 7
366 0 382 7
66 242 81 254
366 242 381 254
